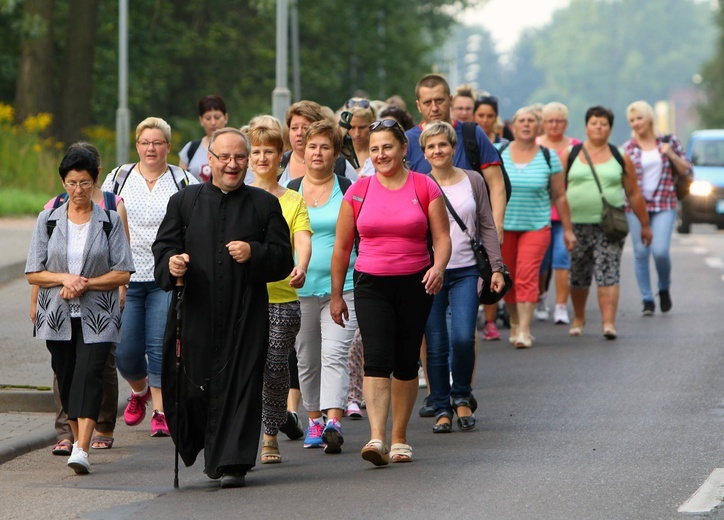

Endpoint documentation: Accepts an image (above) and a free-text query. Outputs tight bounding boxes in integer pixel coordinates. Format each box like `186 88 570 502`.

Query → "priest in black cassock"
153 127 293 488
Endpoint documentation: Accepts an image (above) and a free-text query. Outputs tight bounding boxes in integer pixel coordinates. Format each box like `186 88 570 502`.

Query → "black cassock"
153 183 293 477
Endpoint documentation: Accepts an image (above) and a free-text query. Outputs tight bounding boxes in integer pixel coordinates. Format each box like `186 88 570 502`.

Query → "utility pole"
272 0 292 123
116 0 130 165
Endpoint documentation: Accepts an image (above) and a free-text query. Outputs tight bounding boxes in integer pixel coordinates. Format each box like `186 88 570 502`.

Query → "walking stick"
173 277 184 489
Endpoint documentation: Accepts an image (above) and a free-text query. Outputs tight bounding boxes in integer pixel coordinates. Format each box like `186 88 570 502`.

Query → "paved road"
0 226 722 519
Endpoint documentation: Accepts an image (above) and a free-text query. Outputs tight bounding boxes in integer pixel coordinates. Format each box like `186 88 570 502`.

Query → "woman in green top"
564 106 651 339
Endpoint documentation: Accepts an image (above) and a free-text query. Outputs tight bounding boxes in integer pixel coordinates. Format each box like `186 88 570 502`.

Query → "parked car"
679 129 724 233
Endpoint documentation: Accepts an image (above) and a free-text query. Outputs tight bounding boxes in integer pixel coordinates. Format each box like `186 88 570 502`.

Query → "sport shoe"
659 290 672 313
151 410 170 437
344 402 364 420
642 300 655 316
482 320 501 341
303 419 325 448
534 293 549 321
279 411 304 440
418 395 435 417
124 386 151 426
321 418 344 454
418 365 427 388
67 443 90 474
553 304 570 325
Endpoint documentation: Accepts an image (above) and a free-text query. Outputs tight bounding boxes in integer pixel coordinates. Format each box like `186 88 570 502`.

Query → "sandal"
390 443 413 463
360 439 389 466
52 439 73 456
90 435 114 450
569 322 585 337
261 439 281 464
603 325 617 340
508 324 520 345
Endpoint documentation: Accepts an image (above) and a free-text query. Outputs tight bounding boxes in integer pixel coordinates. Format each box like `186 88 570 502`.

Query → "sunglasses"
345 98 371 109
369 119 401 131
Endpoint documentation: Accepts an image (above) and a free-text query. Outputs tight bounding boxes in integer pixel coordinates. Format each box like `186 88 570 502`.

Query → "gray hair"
209 127 250 153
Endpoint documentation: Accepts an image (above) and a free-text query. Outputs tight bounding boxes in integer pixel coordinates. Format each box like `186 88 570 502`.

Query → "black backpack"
47 208 113 240
566 143 626 180
186 139 203 164
460 122 512 202
497 141 553 171
47 191 117 239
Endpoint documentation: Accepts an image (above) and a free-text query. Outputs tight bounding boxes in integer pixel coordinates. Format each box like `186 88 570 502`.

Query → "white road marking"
704 257 724 269
678 468 724 513
693 247 709 255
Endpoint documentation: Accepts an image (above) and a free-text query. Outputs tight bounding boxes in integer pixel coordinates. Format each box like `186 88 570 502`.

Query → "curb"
0 261 24 285
0 391 55 413
0 428 56 465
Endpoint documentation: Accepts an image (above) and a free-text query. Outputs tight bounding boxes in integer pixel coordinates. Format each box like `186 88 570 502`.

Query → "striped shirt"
497 145 562 231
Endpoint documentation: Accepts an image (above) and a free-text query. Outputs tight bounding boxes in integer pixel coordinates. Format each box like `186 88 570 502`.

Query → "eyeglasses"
209 150 248 164
64 181 94 190
345 98 371 109
544 119 567 124
137 140 167 148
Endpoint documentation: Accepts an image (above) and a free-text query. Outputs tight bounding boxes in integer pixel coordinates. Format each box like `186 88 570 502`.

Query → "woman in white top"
101 117 198 438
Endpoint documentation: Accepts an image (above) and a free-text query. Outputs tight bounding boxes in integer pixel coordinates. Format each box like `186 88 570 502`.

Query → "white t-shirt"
640 148 663 200
179 140 211 182
67 220 90 317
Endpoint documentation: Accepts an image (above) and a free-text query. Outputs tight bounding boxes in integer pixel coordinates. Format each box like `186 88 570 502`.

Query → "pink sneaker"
151 410 170 437
124 387 150 426
482 321 501 341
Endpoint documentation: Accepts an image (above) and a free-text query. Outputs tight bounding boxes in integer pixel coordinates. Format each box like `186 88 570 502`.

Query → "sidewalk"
0 217 63 464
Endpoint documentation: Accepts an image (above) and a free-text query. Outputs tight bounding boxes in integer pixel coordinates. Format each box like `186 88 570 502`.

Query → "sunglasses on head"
345 98 371 109
369 119 401 131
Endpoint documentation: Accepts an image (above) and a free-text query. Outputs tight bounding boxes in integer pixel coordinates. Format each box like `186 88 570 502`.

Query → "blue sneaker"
322 418 344 454
303 419 325 449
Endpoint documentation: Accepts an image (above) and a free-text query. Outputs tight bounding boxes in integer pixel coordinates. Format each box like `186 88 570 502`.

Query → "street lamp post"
116 0 130 166
272 0 292 123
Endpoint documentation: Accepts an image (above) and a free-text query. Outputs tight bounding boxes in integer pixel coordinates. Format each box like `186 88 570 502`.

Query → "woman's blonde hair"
626 100 656 138
419 121 457 149
135 117 171 143
512 106 542 124
542 101 569 120
247 125 284 154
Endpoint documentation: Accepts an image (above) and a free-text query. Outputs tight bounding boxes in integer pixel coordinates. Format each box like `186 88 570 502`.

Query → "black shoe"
457 414 476 431
279 411 304 440
418 395 435 418
220 473 246 489
642 300 655 316
452 396 477 431
659 290 672 313
432 411 453 433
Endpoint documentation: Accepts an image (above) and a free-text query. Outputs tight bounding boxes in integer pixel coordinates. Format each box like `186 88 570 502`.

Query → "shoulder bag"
661 135 693 200
580 145 629 242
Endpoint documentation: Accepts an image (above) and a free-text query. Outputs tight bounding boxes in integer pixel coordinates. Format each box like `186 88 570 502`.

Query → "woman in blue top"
498 106 575 348
290 120 357 455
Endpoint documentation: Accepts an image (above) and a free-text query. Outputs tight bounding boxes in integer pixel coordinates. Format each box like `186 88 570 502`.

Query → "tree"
14 0 55 124
700 0 724 127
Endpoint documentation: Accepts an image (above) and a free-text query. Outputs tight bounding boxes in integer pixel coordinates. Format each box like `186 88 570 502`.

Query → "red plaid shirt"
622 134 691 212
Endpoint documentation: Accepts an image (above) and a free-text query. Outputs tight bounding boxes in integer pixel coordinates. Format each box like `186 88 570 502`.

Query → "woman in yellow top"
248 124 312 464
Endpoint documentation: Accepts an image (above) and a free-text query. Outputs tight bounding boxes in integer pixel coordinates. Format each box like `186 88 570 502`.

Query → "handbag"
581 146 629 242
429 175 511 304
661 135 693 200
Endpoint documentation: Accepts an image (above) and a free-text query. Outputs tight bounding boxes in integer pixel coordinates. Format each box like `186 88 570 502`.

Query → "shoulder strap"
567 143 583 176
540 145 552 171
498 141 510 155
351 176 372 222
411 172 430 218
169 165 190 191
608 144 626 173
333 156 347 177
186 139 203 163
102 191 117 211
580 146 610 207
280 151 292 171
428 174 471 237
111 163 136 195
102 209 113 239
461 122 481 173
46 209 58 238
287 177 302 192
52 193 68 209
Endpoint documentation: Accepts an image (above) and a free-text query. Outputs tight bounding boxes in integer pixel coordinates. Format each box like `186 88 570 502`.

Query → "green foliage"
0 188 54 216
700 1 724 127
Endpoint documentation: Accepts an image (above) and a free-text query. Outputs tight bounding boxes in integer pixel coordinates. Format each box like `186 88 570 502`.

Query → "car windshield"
691 139 724 167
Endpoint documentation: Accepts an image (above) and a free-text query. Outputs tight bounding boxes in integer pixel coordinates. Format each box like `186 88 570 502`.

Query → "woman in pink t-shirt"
330 119 451 466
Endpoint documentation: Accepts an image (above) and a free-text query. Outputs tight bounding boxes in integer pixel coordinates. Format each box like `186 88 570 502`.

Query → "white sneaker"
418 366 427 388
534 293 549 321
553 304 570 325
67 444 90 474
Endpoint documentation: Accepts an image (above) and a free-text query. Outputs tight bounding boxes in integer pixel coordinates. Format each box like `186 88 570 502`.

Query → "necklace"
138 165 167 183
310 184 329 206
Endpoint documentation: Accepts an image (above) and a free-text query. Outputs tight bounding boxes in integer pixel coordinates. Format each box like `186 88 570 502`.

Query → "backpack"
497 141 553 171
286 174 353 195
566 143 625 180
47 208 113 240
51 191 117 212
186 139 203 164
461 122 512 202
110 163 190 196
280 152 348 179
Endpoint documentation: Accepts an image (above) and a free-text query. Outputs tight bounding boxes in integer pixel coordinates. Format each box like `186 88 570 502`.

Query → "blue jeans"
424 265 479 414
115 281 171 388
540 221 571 273
626 209 676 302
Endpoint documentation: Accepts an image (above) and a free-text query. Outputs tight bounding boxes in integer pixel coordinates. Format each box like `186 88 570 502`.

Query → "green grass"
0 188 55 216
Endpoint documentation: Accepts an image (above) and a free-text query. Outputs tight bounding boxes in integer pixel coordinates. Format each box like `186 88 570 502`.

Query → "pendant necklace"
310 184 329 206
139 165 167 184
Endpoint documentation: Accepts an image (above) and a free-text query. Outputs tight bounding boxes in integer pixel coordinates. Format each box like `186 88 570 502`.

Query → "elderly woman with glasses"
26 148 135 474
101 117 198 438
331 119 451 465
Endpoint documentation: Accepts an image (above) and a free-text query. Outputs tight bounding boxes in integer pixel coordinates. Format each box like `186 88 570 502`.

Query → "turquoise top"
567 153 626 224
498 145 562 231
296 176 355 297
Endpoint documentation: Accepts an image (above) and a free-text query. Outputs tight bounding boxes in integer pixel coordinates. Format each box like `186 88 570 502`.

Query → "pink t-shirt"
344 172 442 276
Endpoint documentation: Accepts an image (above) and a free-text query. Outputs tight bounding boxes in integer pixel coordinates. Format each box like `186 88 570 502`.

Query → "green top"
567 153 626 224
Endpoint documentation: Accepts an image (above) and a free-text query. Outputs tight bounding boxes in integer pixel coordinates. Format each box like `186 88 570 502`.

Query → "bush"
0 188 54 216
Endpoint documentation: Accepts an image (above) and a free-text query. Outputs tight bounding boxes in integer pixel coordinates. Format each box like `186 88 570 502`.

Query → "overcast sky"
459 0 571 53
